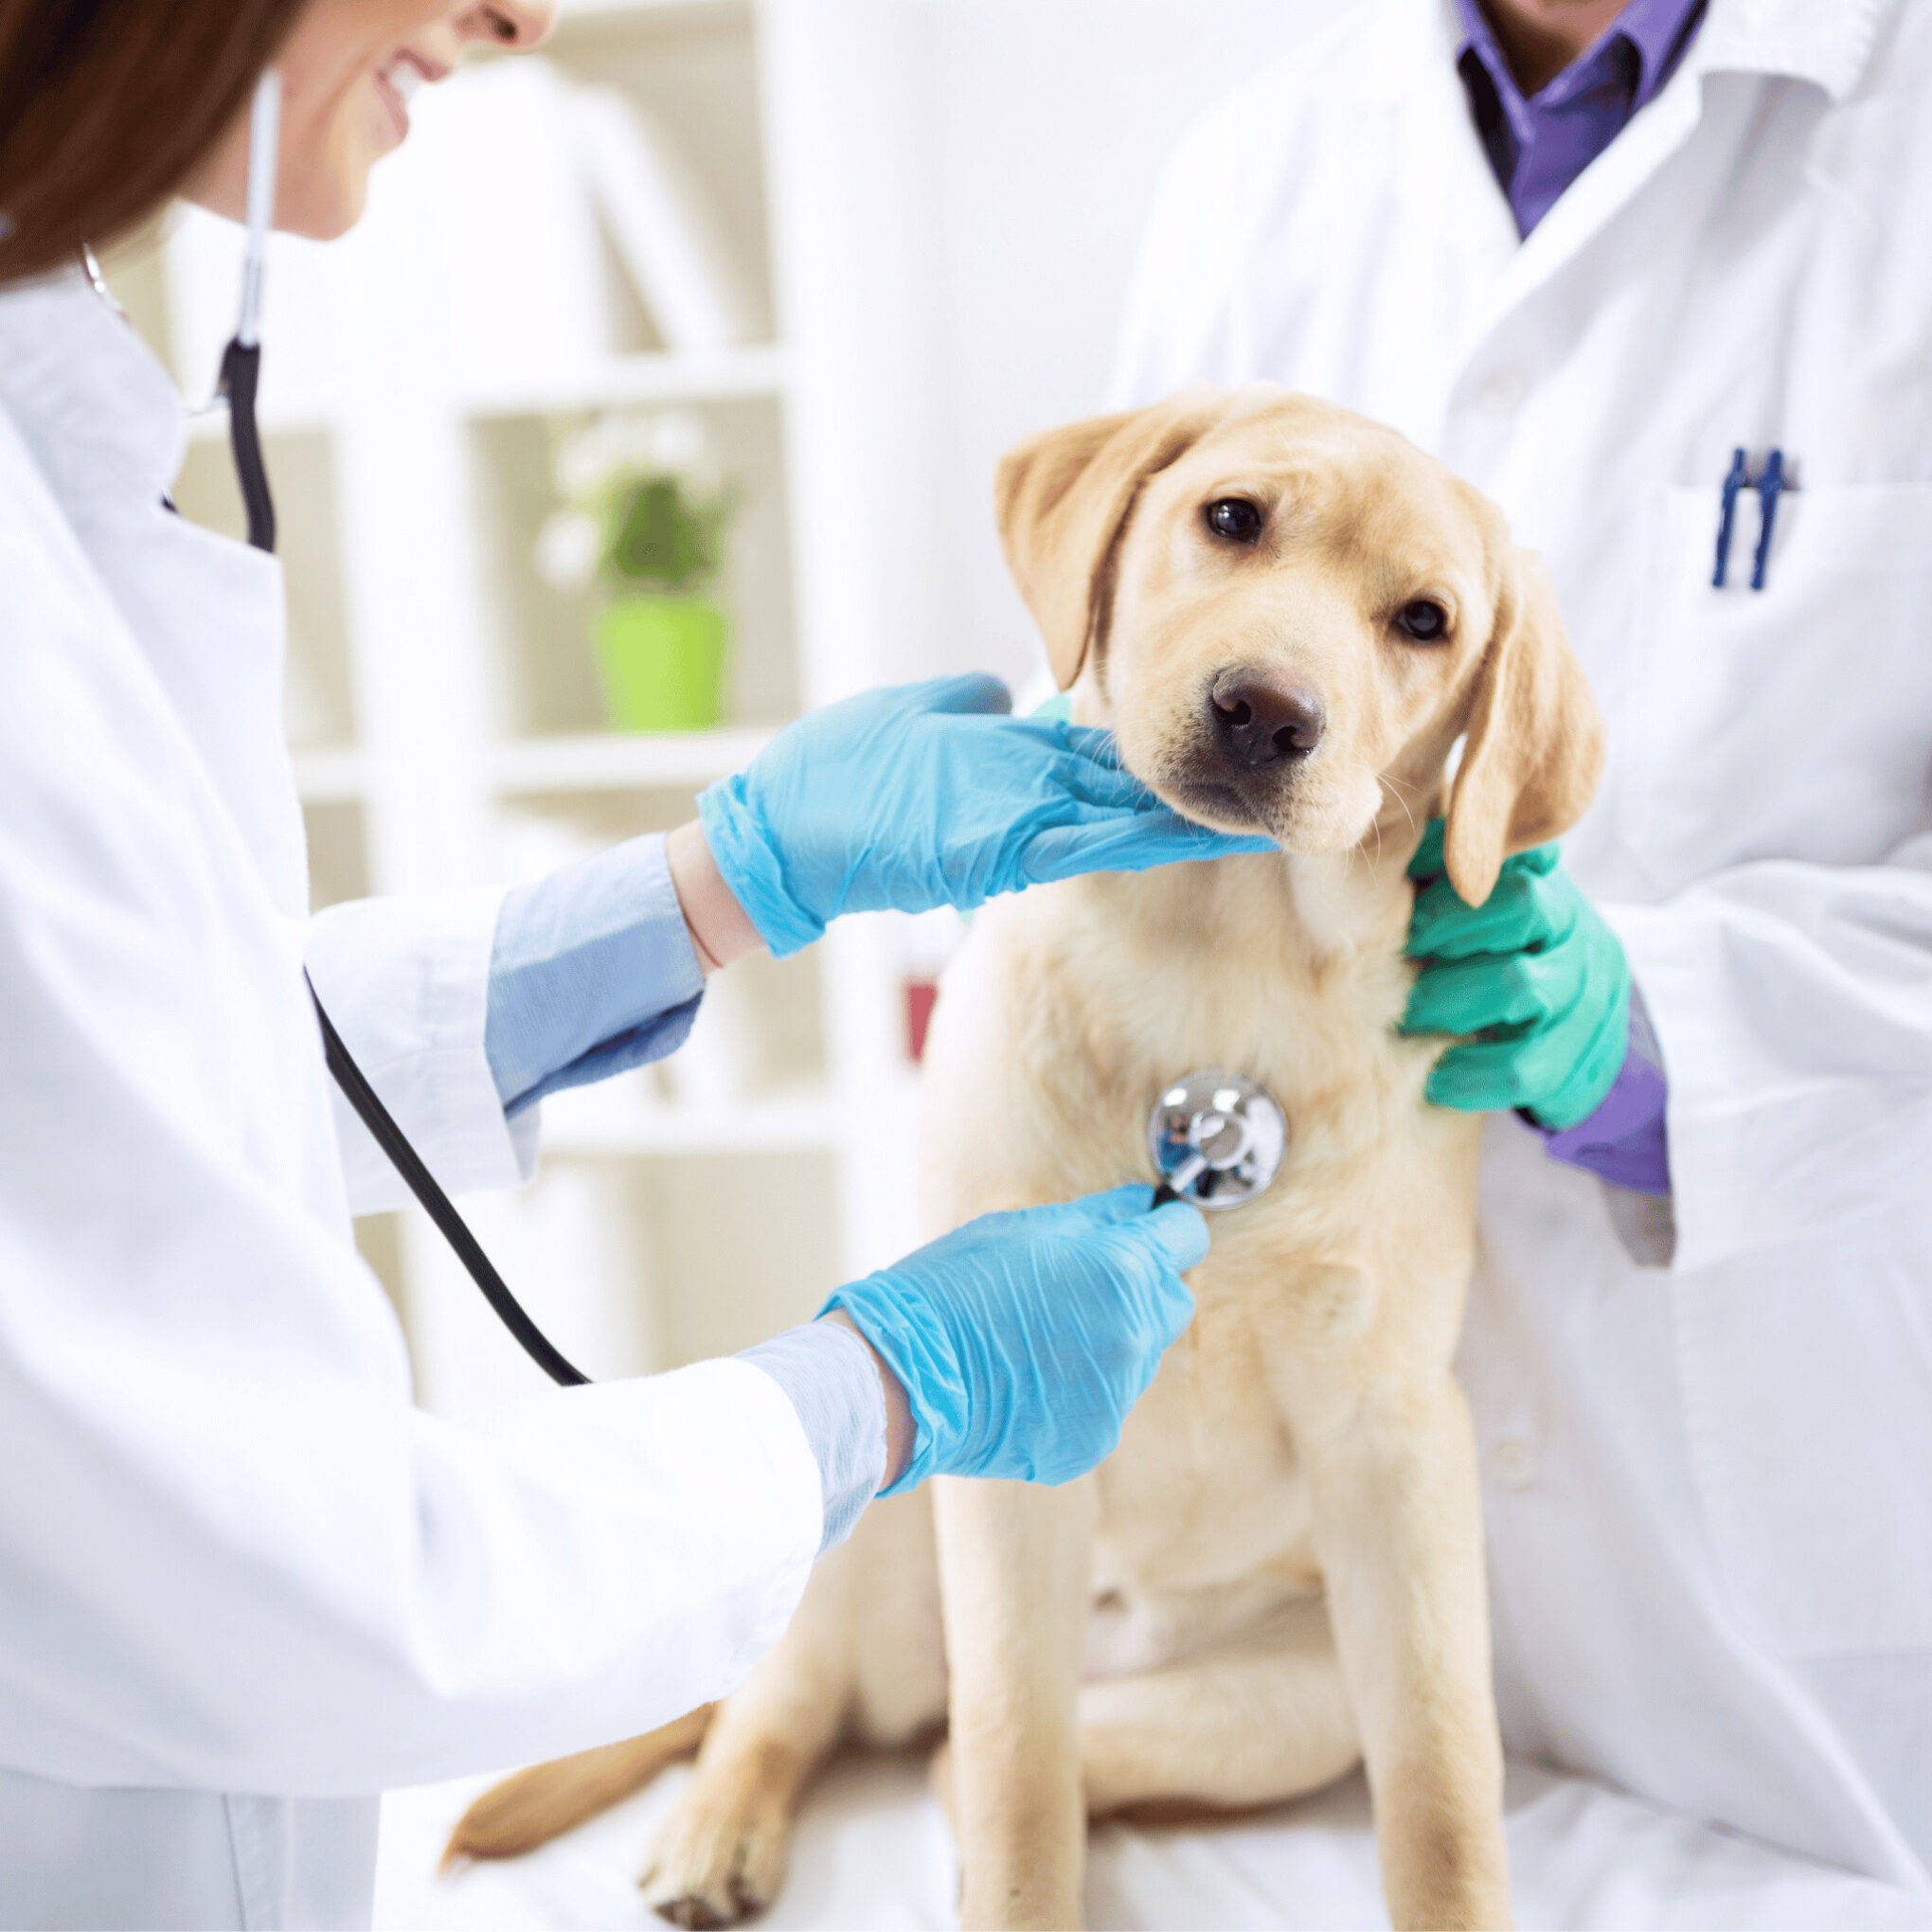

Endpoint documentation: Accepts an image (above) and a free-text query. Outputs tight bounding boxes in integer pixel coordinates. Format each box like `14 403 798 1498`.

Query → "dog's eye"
1205 498 1264 543
1394 599 1448 642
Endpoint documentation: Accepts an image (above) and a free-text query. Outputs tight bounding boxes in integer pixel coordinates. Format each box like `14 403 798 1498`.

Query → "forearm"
736 1313 914 1556
666 818 763 974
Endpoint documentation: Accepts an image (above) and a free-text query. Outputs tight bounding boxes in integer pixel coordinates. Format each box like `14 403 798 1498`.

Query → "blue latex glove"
821 1185 1207 1492
1402 819 1631 1131
698 674 1272 956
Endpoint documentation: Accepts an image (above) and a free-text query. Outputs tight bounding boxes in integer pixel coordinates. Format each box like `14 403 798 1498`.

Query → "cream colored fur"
446 386 1603 1932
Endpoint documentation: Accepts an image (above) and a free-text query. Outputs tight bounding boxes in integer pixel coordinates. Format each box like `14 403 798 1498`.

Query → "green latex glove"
1401 820 1630 1131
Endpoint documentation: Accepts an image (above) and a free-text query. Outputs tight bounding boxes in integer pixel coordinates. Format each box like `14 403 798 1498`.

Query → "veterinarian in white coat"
0 5 1248 1928
1116 0 1932 1891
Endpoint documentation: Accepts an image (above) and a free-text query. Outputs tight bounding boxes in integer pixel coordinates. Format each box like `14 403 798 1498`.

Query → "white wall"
921 1 1332 686
766 0 1328 700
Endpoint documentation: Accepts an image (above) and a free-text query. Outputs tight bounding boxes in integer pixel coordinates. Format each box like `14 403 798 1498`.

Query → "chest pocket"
1619 484 1932 895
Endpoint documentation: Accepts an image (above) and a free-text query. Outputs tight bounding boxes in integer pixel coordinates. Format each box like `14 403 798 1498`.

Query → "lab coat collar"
0 265 188 516
1441 0 1893 363
1693 0 1889 105
1410 0 1889 102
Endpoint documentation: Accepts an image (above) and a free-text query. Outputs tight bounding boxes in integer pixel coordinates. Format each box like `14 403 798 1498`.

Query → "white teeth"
383 58 423 101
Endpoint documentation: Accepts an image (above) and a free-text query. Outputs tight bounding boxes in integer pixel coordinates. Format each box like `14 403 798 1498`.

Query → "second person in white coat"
1115 0 1932 1891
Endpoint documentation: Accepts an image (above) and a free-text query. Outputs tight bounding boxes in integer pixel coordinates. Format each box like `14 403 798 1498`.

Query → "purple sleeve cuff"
1535 987 1672 1196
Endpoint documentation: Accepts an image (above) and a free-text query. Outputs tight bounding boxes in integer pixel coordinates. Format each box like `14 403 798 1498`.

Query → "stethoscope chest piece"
1148 1070 1287 1210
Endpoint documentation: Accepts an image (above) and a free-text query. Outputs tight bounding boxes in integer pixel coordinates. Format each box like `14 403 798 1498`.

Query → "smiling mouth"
372 54 435 141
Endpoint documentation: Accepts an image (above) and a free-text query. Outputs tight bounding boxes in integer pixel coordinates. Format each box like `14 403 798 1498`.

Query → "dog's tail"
440 1704 716 1869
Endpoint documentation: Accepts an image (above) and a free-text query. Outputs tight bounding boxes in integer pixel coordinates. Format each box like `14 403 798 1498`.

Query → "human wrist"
818 1308 915 1490
666 818 764 975
1536 985 1672 1194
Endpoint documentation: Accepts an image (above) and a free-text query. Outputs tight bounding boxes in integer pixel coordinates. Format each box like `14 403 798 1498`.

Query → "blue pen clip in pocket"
1711 448 1749 587
1751 449 1786 591
1712 447 1793 592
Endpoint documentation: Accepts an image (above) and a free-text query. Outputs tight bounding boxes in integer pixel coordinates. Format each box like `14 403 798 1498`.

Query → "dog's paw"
640 1778 794 1928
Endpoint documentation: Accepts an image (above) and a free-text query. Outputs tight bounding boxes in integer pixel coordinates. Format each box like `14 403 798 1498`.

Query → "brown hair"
0 0 306 284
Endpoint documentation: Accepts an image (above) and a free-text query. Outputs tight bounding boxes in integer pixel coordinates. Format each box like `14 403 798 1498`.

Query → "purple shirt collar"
1454 0 1708 235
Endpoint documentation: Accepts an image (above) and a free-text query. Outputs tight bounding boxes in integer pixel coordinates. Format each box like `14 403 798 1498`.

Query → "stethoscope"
219 72 1286 1390
1148 1072 1286 1210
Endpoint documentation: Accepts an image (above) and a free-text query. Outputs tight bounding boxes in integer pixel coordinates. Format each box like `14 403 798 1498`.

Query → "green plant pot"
595 597 728 733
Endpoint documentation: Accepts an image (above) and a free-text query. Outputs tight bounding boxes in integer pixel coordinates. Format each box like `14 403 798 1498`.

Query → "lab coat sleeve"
0 947 831 1794
0 438 826 1798
0 918 826 1798
1605 833 1932 1274
2 1261 827 1798
307 887 538 1212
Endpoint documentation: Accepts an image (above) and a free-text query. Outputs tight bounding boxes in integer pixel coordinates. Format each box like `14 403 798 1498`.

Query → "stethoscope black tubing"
306 973 590 1386
225 354 588 1387
219 340 276 554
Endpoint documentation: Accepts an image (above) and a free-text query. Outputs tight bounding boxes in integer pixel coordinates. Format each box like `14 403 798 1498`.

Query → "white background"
767 0 1326 695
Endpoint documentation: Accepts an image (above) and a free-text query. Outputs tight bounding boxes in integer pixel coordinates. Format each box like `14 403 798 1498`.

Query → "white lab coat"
1115 0 1932 1893
0 270 823 1929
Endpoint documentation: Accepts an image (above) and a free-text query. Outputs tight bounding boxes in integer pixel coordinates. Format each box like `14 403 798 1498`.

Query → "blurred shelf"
458 347 787 420
293 745 371 803
539 1089 839 1157
490 725 774 794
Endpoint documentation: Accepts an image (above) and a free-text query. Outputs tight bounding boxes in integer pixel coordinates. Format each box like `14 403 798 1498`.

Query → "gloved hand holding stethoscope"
606 678 1268 1491
318 664 1272 1472
326 678 1261 1490
636 678 1273 1492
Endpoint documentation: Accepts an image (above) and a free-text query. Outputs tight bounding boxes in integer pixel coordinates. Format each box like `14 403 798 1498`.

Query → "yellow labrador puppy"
446 385 1602 1932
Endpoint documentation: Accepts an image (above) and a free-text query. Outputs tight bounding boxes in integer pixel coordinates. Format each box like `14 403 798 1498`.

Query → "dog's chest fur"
921 845 1482 1674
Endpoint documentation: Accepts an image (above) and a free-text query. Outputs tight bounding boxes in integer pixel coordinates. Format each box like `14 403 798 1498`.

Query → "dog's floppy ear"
995 387 1231 690
1443 546 1603 906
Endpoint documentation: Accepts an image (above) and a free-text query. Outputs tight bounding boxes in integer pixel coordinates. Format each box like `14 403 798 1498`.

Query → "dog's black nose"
1209 672 1325 768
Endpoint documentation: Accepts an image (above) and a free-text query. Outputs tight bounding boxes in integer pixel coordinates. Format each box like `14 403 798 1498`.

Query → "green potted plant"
538 410 736 733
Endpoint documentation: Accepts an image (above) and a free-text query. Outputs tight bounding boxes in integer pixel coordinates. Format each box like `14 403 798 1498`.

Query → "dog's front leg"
1304 1371 1511 1931
933 1473 1096 1930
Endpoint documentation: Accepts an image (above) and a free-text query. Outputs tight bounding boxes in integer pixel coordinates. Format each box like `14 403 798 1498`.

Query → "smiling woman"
0 2 1284 1923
